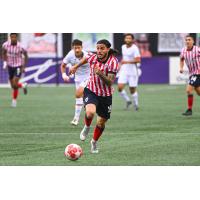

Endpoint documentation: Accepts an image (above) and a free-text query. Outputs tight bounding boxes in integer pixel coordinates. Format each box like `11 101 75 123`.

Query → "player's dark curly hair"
124 33 134 39
10 33 18 37
97 39 118 56
72 39 82 46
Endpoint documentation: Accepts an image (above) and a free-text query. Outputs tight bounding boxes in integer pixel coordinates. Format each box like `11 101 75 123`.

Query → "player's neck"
187 45 194 51
126 43 133 48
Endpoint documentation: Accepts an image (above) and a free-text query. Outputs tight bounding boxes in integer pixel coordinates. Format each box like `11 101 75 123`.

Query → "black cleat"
182 109 192 116
125 101 132 110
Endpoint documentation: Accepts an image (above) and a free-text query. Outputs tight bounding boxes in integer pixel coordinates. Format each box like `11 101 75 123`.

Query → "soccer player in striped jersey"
61 39 90 126
70 39 119 153
2 33 28 107
180 35 200 116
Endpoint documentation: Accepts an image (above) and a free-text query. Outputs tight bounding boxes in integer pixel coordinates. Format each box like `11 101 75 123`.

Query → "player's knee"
186 89 192 95
86 111 95 119
118 86 123 92
12 83 18 89
75 93 82 98
96 120 106 128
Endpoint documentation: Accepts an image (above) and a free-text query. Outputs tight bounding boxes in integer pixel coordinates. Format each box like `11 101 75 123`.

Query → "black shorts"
8 66 22 80
188 75 200 87
83 87 112 120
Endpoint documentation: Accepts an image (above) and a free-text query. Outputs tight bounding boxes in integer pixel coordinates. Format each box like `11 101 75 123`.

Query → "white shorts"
75 78 89 90
118 72 139 87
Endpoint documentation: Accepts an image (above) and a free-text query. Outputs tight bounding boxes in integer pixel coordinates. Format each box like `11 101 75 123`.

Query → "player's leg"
118 73 131 109
11 76 21 107
194 86 200 96
90 95 112 153
80 88 98 141
91 116 107 153
71 81 84 126
182 84 194 116
128 75 139 110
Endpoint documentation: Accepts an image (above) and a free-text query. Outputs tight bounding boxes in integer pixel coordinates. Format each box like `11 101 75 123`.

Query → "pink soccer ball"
64 144 83 161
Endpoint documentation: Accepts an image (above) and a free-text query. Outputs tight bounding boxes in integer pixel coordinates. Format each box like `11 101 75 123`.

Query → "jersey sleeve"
108 57 119 74
134 46 141 57
85 52 95 64
62 53 71 64
2 42 7 51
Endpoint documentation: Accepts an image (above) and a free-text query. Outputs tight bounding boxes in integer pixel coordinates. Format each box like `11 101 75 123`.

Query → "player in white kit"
60 39 90 126
118 34 141 110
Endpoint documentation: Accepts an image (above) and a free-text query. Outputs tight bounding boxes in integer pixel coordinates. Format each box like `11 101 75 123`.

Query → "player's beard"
97 52 108 62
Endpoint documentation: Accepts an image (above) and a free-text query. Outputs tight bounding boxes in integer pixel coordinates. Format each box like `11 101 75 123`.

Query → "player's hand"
121 60 128 65
69 65 77 75
94 65 101 75
62 73 70 82
3 61 7 70
179 68 184 73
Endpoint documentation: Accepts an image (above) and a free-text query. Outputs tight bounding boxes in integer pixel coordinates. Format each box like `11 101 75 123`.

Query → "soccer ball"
64 144 83 161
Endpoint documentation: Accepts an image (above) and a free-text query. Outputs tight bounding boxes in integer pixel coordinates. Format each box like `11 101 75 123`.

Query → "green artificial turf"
0 84 200 165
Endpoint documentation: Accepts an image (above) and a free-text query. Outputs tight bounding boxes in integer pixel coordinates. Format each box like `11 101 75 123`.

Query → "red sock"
84 115 93 127
18 83 22 88
13 89 19 100
188 94 193 110
93 126 105 141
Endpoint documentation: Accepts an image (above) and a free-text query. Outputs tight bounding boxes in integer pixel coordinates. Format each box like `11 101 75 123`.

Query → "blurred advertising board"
20 33 63 58
196 33 200 46
169 57 189 85
158 33 188 53
72 33 113 52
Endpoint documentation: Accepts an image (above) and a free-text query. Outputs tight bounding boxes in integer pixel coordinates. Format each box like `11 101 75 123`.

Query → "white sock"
74 98 83 120
132 92 138 107
119 90 130 102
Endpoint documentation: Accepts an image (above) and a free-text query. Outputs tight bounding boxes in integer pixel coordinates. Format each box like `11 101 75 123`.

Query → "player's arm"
121 56 141 64
179 57 184 73
60 62 70 82
2 48 7 69
69 57 87 75
94 66 116 86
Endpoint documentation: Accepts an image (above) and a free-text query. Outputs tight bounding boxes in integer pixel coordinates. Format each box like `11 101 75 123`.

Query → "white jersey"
63 50 90 82
121 44 141 76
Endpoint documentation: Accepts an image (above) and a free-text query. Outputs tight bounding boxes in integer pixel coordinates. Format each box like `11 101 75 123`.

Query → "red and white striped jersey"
86 53 119 96
180 45 200 75
2 41 27 67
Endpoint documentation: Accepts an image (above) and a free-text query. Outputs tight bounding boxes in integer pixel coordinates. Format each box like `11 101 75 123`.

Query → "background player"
69 39 119 154
117 33 141 110
60 39 90 125
2 33 28 107
180 35 200 116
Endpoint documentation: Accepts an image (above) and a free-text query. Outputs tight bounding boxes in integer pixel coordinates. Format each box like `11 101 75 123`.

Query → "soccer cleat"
90 139 99 154
70 118 79 126
134 105 139 111
125 101 132 110
182 109 192 116
11 99 17 108
80 125 90 141
23 82 28 95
